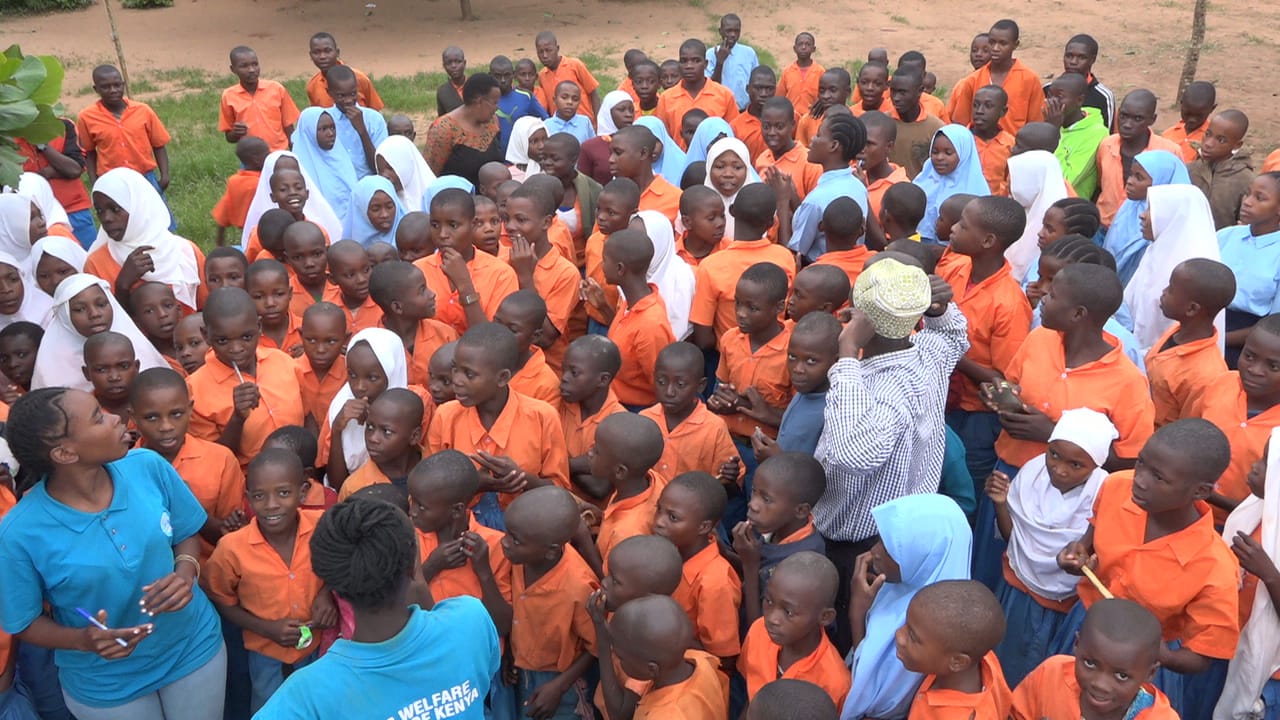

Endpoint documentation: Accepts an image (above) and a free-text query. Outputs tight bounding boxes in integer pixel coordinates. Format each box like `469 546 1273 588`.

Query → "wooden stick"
102 0 132 95
1081 565 1114 599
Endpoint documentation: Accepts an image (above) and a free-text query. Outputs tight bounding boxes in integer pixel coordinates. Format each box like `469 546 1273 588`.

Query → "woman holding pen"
0 388 225 720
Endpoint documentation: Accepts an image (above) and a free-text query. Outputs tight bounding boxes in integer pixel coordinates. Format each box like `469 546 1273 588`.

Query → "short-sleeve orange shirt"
158 434 245 561
633 650 729 720
812 246 873 289
655 81 740 142
675 234 730 268
1144 324 1226 428
84 239 208 312
76 99 171 175
673 541 743 658
415 251 520 335
640 401 743 483
211 170 261 229
754 144 824 202
945 59 1043 134
939 258 1033 411
908 652 1012 720
740 616 851 708
417 516 512 605
187 347 306 468
510 545 599 672
1095 133 1181 226
777 62 825 114
730 112 767 166
294 353 347 429
1192 370 1280 518
537 57 601 120
401 317 460 388
640 176 683 228
1010 655 1179 720
510 347 562 411
218 80 301 152
561 391 627 460
597 470 666 571
608 288 676 407
973 130 1015 196
716 326 795 438
689 240 797 341
305 64 384 110
322 284 384 335
1160 121 1207 164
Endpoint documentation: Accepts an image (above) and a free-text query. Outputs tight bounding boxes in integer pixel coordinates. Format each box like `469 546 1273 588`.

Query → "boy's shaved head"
758 451 828 507
368 261 423 308
610 595 693 663
1149 418 1231 483
669 471 728 524
478 161 512 186
535 30 557 45
429 188 475 218
991 18 1020 39
92 65 122 83
656 341 706 378
913 580 1005 657
1014 122 1061 154
970 196 1027 247
739 262 790 304
1055 263 1123 320
83 330 133 360
302 300 346 326
731 183 779 231
794 266 851 310
505 486 579 545
882 182 927 226
607 535 683 595
229 45 256 63
409 448 480 505
1080 598 1163 659
566 335 622 376
601 176 643 209
941 193 978 219
1066 33 1099 57
1176 258 1237 314
774 551 840 606
327 239 368 265
680 38 707 56
1122 89 1158 117
203 286 258 320
603 229 654 271
373 387 425 428
129 366 189 405
822 196 865 238
457 322 520 373
496 289 548 326
1217 109 1250 136
325 64 356 86
679 185 723 215
1050 72 1088 98
509 181 556 217
859 110 896 141
1183 80 1216 108
746 679 838 720
596 413 665 470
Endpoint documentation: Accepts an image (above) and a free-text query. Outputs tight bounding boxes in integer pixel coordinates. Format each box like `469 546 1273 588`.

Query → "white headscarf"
242 150 345 244
325 328 409 472
1123 184 1224 354
1216 428 1280 719
31 273 168 391
17 172 70 230
0 251 53 329
1006 408 1117 601
1006 150 1069 283
703 137 762 241
595 91 634 136
375 135 436 213
506 117 545 180
633 210 696 340
29 235 88 297
0 194 36 267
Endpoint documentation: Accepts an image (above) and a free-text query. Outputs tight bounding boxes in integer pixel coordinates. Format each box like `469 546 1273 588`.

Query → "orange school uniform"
187 347 305 468
690 239 797 341
596 470 666 570
1145 324 1226 427
287 273 328 325
1193 370 1280 519
218 80 300 153
415 251 520 335
608 288 676 408
908 652 1012 720
76 98 171 175
258 312 303 357
400 318 460 388
740 617 851 708
244 223 332 265
321 284 384 335
211 170 261 230
813 246 873 289
865 164 911 222
336 459 393 502
640 401 742 482
294 354 347 429
716 325 795 438
946 60 1044 135
673 541 743 658
940 258 1033 412
583 229 621 326
1078 472 1240 659
1011 655 1179 720
1095 133 1182 226
84 241 208 311
427 391 570 508
417 517 512 604
993 327 1154 468
510 347 562 411
510 545 599 672
777 62 826 113
880 93 950 124
158 434 245 562
639 175 683 227
305 64 384 109
560 391 627 460
730 112 767 165
547 217 579 267
633 650 729 720
1263 149 1280 174
1161 121 1207 164
795 112 822 148
537 57 601 121
204 510 325 664
527 247 582 372
675 234 730 268
973 130 1015 196
656 80 740 143
754 143 824 201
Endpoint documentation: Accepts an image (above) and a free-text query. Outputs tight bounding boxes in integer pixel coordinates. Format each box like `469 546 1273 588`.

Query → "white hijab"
31 273 168 391
506 117 545 180
703 137 762 241
1123 184 1224 354
1217 428 1280 719
0 194 35 267
87 168 202 310
633 210 695 340
325 328 409 472
242 150 345 244
0 251 53 329
595 90 634 136
375 135 436 212
29 235 89 297
1006 150 1068 283
17 172 71 230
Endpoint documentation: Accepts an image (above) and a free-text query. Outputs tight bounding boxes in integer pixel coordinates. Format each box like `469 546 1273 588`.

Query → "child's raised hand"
221 508 248 534
267 618 305 648
1056 541 1095 576
80 609 153 660
1042 97 1067 128
586 588 609 628
839 309 878 354
508 235 537 277
232 381 261 419
439 248 474 288
1232 531 1280 583
579 277 608 311
716 455 741 485
117 245 157 290
334 398 370 429
340 104 367 133
423 537 468 579
287 343 305 359
1025 280 1046 308
924 274 954 316
731 521 761 567
460 531 492 572
708 383 741 414
984 471 1011 506
850 552 886 618
0 383 21 405
311 590 339 629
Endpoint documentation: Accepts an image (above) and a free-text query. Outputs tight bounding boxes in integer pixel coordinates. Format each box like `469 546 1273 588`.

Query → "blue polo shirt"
705 43 760 110
497 89 548 154
788 168 870 263
333 105 389 179
1219 224 1280 316
544 114 596 146
0 449 221 708
255 598 499 720
775 390 828 456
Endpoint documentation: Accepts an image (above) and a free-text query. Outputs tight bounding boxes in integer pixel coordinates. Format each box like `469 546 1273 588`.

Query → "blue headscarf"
683 117 734 169
842 494 973 720
421 175 475 209
634 116 687 186
912 125 991 241
291 106 359 225
1103 150 1191 287
345 175 405 247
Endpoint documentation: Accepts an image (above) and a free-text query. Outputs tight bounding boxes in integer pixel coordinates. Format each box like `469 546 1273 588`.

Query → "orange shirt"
1161 121 1208 164
204 510 324 663
633 650 729 720
813 246 873 289
597 470 666 570
1080 472 1239 659
336 459 392 502
187 347 305 468
730 112 767 166
673 541 743 658
994 328 1153 468
258 312 303 357
945 59 1044 134
84 240 208 311
1010 655 1179 720
288 273 329 325
158 434 245 562
305 64 384 109
561 391 627 460
1263 149 1280 174
510 545 599 671
415 250 520 335
740 617 851 708
940 259 1033 412
655 81 740 142
76 98 171 175
417 516 511 604
716 326 795 438
973 130 1015 196
294 353 347 429
777 62 826 113
879 93 950 124
640 401 743 482
1095 133 1182 226
690 240 797 341
1193 370 1280 518
584 229 621 325
865 164 911 222
211 170 262 229
427 391 569 508
795 112 822 148
537 57 601 120
908 652 1011 720
511 347 562 411
675 234 730 268
1145 325 1226 428
528 247 582 371
401 317 459 388
320 284 384 335
754 143 824 201
639 175 683 228
547 217 579 267
608 288 676 407
218 80 300 152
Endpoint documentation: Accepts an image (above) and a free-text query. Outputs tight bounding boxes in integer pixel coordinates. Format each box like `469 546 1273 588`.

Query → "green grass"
889 14 911 25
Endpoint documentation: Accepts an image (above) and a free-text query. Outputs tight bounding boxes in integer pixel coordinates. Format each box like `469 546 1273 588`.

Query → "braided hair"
1049 198 1102 238
6 388 73 481
1042 234 1115 270
309 497 418 610
825 112 868 163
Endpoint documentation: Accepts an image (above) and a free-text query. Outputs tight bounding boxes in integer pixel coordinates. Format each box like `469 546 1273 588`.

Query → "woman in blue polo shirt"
0 388 225 720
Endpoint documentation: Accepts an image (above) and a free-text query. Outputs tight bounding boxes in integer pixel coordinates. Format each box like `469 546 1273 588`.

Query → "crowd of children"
4 11 1280 720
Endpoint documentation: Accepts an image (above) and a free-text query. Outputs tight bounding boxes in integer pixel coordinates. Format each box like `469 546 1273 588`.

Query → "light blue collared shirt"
333 105 388 179
1219 224 1280 316
705 43 759 110
543 114 596 146
788 168 869 262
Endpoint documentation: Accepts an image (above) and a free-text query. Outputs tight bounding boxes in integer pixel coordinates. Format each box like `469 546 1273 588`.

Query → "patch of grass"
756 48 778 73
889 14 910 25
580 52 620 95
1242 32 1268 45
775 23 790 36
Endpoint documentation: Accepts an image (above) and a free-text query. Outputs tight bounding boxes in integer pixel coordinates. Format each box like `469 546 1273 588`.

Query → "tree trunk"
1176 0 1207 104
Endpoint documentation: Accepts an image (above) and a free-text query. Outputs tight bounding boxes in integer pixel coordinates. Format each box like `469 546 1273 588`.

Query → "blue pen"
75 607 130 648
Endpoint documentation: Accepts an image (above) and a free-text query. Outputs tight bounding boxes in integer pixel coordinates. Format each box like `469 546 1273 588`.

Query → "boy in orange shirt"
591 413 666 564
558 335 626 500
730 66 777 163
368 261 457 387
970 86 1015 196
494 291 562 410
81 333 139 434
416 189 520 334
852 62 890 117
205 449 337 713
219 46 300 153
653 471 743 668
655 38 739 141
857 111 910 223
812 197 871 287
212 137 268 247
795 69 851 147
879 182 928 242
535 31 601 119
282 221 331 322
323 241 382 334
610 127 682 226
755 97 823 202
776 32 824 113
174 312 211 376
740 552 850 711
746 680 839 719
205 247 249 294
583 179 641 331
247 259 303 357
305 32 383 109
946 19 1044 134
504 182 581 371
900 580 1011 720
1146 259 1233 427
1095 90 1180 227
786 265 850 321
294 302 348 435
640 342 742 488
599 229 676 410
1160 81 1215 164
675 186 729 267
77 65 173 214
336 389 423 501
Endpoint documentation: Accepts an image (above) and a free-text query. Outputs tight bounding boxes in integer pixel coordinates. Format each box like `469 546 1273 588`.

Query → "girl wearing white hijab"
506 117 546 182
87 168 203 311
30 235 88 297
703 137 761 240
632 210 695 339
374 135 437 212
580 91 636 185
242 150 345 246
31 273 168 391
324 328 410 482
1007 150 1070 284
17 172 72 237
0 194 44 268
0 250 53 329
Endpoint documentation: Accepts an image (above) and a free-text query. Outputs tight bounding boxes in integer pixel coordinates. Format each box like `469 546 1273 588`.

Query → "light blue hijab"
421 175 475 208
1103 150 1191 287
634 116 687 186
912 125 991 241
842 494 973 720
683 117 734 169
291 106 358 225
344 175 405 247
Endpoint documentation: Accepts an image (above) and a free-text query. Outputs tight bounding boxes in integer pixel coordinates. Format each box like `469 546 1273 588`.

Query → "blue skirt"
972 459 1018 590
1154 641 1228 720
994 574 1070 688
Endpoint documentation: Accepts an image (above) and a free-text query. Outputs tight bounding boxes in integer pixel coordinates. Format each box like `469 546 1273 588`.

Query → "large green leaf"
22 105 63 144
0 98 38 132
0 58 20 85
30 56 63 106
9 57 47 96
0 139 26 190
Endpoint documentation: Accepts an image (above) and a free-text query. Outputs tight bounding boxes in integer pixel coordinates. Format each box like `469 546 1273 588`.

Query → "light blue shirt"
788 168 869 262
1032 304 1147 374
1219 224 1280 316
775 390 828 456
543 114 596 146
705 43 759 110
0 449 221 707
256 598 500 720
333 105 389 179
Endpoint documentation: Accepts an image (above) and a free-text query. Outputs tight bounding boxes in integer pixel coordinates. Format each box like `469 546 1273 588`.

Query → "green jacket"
572 171 603 236
1055 107 1109 200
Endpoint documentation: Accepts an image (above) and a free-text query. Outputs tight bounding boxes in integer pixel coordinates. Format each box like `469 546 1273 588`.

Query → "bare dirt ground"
4 0 1280 150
